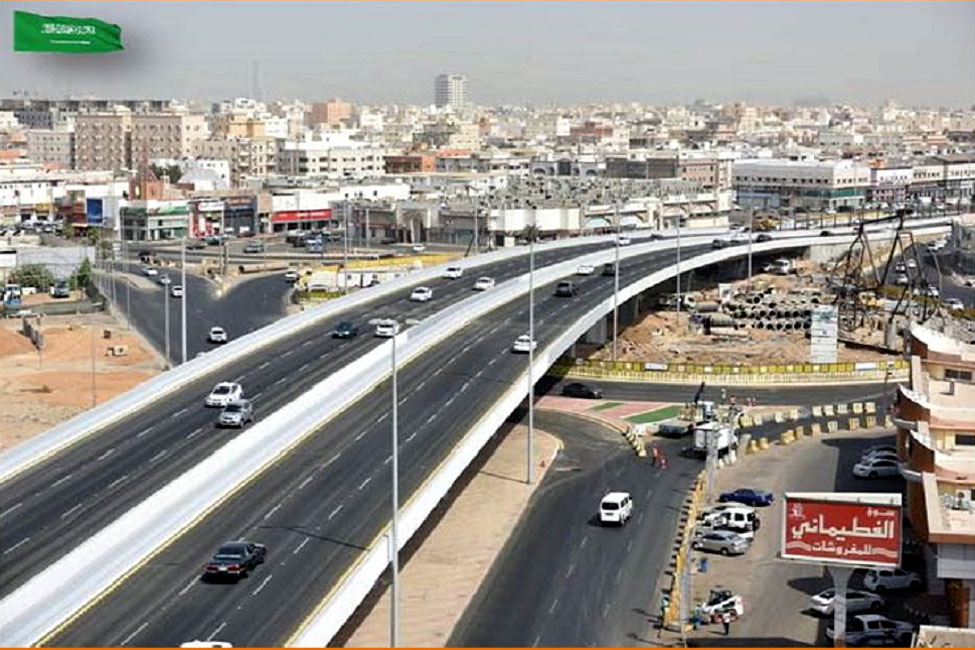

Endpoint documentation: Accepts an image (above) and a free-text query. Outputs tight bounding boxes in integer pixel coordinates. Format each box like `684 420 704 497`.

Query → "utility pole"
389 327 400 647
180 235 187 364
747 207 754 291
612 202 621 361
527 222 535 485
164 286 171 363
343 202 350 294
676 211 683 327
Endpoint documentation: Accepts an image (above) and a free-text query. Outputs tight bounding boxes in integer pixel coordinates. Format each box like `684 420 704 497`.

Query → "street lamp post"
747 208 754 290
181 236 187 364
389 325 400 647
527 222 535 485
164 285 171 363
612 203 621 361
676 212 683 327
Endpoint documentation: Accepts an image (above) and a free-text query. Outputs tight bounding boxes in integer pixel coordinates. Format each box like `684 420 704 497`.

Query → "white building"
276 132 387 180
434 74 470 112
733 158 871 211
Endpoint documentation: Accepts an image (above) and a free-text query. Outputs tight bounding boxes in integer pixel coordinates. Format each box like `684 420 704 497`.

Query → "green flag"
13 10 123 53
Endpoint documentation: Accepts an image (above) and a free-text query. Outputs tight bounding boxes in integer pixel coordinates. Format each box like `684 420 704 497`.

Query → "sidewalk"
344 425 561 647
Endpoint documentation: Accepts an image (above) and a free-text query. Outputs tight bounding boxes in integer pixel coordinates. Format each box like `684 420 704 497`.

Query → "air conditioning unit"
951 490 972 511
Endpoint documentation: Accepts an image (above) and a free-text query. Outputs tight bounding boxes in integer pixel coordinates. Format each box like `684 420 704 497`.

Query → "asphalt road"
47 245 717 647
450 410 698 647
0 238 626 598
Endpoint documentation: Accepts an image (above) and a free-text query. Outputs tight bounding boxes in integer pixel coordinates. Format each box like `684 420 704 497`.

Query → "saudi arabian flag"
13 10 123 53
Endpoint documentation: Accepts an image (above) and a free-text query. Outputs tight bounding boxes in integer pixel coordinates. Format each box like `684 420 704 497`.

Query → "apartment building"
384 154 436 174
26 130 74 169
434 74 469 111
895 324 975 629
309 99 353 127
276 133 386 180
74 110 132 171
193 137 278 186
732 158 871 211
130 113 208 167
605 152 734 190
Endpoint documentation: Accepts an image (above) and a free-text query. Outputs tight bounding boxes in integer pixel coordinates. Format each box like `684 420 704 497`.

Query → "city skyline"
2 1 974 108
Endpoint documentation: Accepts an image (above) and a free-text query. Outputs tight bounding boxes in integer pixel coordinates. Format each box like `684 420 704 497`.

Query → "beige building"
131 113 208 166
309 99 353 127
74 110 132 171
193 136 278 186
26 130 74 169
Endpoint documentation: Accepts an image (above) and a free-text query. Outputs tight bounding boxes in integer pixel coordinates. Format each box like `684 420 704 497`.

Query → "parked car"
599 491 633 526
443 266 463 279
576 264 595 276
374 319 400 338
561 382 603 399
208 326 228 343
410 286 433 302
202 540 266 581
862 444 897 457
861 449 898 463
51 281 70 299
180 642 232 648
718 488 774 507
332 321 359 339
852 457 900 479
810 589 884 616
411 244 426 254
692 529 751 556
206 382 243 408
511 334 537 353
863 568 922 592
284 270 299 283
554 281 578 297
945 298 965 312
700 588 744 618
473 277 496 291
218 400 253 428
827 614 914 646
244 242 265 254
171 285 184 298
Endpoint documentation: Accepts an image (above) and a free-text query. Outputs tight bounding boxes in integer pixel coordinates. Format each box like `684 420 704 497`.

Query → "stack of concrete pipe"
700 290 818 332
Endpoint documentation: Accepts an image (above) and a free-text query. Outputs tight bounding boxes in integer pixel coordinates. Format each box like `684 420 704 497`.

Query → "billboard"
782 493 902 568
810 304 838 364
86 198 104 225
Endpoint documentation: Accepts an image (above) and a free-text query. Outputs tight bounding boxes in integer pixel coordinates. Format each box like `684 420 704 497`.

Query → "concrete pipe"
708 313 735 328
775 321 786 331
767 302 778 310
794 319 806 331
803 320 812 330
803 309 812 318
757 308 768 319
697 301 720 313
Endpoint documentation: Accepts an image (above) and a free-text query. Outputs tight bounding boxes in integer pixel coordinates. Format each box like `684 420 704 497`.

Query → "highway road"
47 244 717 647
450 410 698 647
0 237 628 598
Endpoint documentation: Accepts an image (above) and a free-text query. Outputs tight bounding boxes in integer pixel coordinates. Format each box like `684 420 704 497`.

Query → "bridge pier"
582 316 608 345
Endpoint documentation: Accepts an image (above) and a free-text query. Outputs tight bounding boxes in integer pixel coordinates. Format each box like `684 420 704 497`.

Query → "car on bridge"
158 274 172 286
333 321 359 339
554 281 578 297
601 262 617 276
141 266 158 277
576 264 595 276
443 266 464 279
186 239 206 250
712 239 729 249
756 233 773 243
616 234 631 246
218 400 254 428
206 382 243 408
374 319 400 338
561 382 603 399
208 326 228 343
718 488 774 507
410 286 433 302
473 277 496 291
202 540 266 581
171 285 184 298
511 334 537 353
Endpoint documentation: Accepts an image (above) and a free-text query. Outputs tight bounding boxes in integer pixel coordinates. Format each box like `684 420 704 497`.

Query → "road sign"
810 305 838 364
782 493 901 568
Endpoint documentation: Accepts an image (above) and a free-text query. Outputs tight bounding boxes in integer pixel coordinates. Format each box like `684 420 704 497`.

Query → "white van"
599 492 633 526
699 504 760 539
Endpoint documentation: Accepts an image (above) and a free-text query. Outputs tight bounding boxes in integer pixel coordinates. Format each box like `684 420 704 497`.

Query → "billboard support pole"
828 565 853 648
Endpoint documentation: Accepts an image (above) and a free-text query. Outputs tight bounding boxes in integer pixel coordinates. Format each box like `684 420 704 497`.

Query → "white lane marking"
637 511 645 524
376 413 389 424
282 349 294 358
302 339 315 347
415 380 427 391
384 455 392 465
51 473 74 488
108 475 129 490
136 427 154 439
186 427 203 440
3 537 30 555
252 574 273 595
533 634 542 647
459 381 470 393
602 602 610 619
565 563 575 578
293 539 310 555
580 535 589 549
149 449 169 464
297 475 315 491
61 503 83 519
206 622 227 641
549 597 559 614
474 369 484 378
252 391 263 400
171 407 188 419
259 361 271 370
626 540 633 553
299 363 310 372
354 430 367 441
358 477 372 491
398 396 408 406
234 375 246 383
328 504 343 520
425 413 437 425
324 452 341 468
121 621 149 646
263 503 283 521
433 368 443 376
0 502 24 519
615 568 623 584
96 447 116 461
487 357 498 366
275 377 288 386
444 395 456 408
177 578 196 597
406 432 417 443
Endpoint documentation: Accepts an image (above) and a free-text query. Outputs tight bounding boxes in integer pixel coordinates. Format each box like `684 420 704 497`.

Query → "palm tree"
521 223 540 244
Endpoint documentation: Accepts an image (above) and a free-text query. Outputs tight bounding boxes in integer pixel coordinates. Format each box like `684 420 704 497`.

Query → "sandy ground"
0 312 165 451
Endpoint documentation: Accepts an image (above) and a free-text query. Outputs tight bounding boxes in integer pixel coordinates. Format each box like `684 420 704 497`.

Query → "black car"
649 233 664 241
333 321 359 339
820 230 833 237
712 239 728 249
554 281 578 297
601 263 617 277
186 239 206 250
202 540 266 581
561 382 603 399
756 233 773 243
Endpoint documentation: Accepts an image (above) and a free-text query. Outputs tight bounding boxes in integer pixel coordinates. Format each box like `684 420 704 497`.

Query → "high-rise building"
434 74 469 111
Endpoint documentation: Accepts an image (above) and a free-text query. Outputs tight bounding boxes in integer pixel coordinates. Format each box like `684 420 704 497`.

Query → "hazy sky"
2 1 974 107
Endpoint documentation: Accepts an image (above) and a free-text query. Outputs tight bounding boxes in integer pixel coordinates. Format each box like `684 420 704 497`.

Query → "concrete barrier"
853 402 864 414
848 417 861 430
812 405 823 417
827 421 839 433
759 437 770 450
810 423 822 436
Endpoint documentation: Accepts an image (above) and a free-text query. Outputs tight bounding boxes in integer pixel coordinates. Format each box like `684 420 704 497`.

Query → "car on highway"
598 491 633 526
202 540 267 581
810 588 884 616
158 274 172 286
718 488 774 507
576 264 595 276
218 400 254 428
284 270 299 283
206 382 243 408
186 239 207 250
692 529 751 556
180 642 232 648
617 234 631 246
473 277 496 291
906 258 917 269
945 298 965 312
443 266 464 279
208 326 228 343
333 321 359 339
171 285 184 298
826 614 914 646
141 266 158 277
561 382 603 399
894 262 907 273
206 235 222 246
602 262 617 276
852 457 900 479
511 334 537 353
411 244 426 253
410 286 433 302
374 319 400 338
711 239 729 250
554 281 578 297
863 568 922 593
244 242 265 254
755 233 773 243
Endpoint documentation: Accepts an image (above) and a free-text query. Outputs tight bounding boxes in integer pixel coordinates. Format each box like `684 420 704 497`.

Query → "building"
384 154 436 174
434 74 469 111
309 99 353 127
130 113 208 168
193 137 278 187
26 130 74 169
276 132 386 180
73 109 132 172
605 152 734 190
869 164 913 206
732 158 871 211
120 199 190 240
895 324 975 629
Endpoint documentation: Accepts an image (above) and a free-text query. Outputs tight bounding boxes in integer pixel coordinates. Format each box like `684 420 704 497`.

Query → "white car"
700 588 744 618
473 277 495 291
158 275 172 286
861 449 898 463
810 589 884 616
906 258 917 269
599 491 633 526
827 614 914 646
894 274 909 286
180 643 232 648
410 287 433 302
374 319 400 338
443 266 463 279
208 326 228 344
863 568 922 592
511 334 537 354
945 298 965 312
142 266 158 277
284 270 299 283
171 285 184 298
411 244 426 254
853 457 900 479
617 235 631 246
862 444 897 457
205 382 243 408
576 264 596 276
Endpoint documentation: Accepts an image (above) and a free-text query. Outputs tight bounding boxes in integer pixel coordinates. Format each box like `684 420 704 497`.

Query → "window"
945 368 973 382
957 434 975 446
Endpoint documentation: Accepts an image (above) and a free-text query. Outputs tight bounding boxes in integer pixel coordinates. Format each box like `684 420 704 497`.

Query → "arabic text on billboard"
782 494 901 568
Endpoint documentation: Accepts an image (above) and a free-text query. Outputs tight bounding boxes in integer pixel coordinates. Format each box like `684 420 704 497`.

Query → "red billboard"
782 493 902 568
271 209 332 223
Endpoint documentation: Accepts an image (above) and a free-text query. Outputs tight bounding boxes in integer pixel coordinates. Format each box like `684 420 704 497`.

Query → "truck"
692 421 739 457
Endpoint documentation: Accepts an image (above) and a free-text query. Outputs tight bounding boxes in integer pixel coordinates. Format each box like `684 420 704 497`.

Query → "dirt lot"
0 312 164 450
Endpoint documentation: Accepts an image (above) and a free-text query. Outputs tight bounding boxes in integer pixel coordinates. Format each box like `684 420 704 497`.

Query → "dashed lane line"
0 502 23 519
2 537 30 555
149 449 169 464
206 622 227 642
358 477 372 491
108 475 129 490
324 452 341 468
252 574 273 596
61 503 83 519
328 505 343 520
96 447 116 462
293 539 310 555
120 622 149 646
548 598 559 614
177 579 196 597
171 407 188 419
263 503 283 521
51 473 74 488
297 475 315 491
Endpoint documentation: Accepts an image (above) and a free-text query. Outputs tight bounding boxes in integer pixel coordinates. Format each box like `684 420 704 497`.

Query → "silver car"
692 529 751 555
218 400 253 428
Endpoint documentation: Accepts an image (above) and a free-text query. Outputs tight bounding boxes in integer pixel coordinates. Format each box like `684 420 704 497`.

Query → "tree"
10 264 55 290
521 223 541 244
72 257 93 290
150 163 183 184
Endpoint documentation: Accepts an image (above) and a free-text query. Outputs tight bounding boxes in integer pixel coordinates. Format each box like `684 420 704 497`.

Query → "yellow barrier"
810 423 822 436
759 437 770 450
739 415 754 428
790 409 800 421
752 414 764 426
747 439 759 454
853 402 864 415
848 417 861 430
781 430 795 445
795 425 805 437
865 415 877 429
866 401 877 415
827 420 839 433
885 415 894 428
